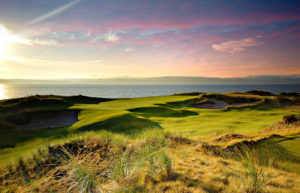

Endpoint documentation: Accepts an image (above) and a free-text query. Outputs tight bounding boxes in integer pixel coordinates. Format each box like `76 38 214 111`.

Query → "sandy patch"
16 110 78 130
194 98 253 109
194 98 227 109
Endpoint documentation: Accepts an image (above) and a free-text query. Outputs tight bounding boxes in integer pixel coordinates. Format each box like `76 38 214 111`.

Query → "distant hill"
1 75 300 84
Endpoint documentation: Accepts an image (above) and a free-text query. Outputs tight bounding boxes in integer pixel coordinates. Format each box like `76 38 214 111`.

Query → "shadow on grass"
0 95 113 148
78 113 162 135
228 135 300 174
0 112 163 148
128 106 198 118
252 136 300 165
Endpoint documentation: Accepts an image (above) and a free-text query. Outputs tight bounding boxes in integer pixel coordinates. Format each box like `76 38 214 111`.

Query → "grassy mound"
0 95 111 130
200 132 300 173
246 90 275 96
129 106 198 118
0 96 70 111
0 95 111 106
173 92 203 96
159 93 264 110
167 91 298 110
158 97 203 108
0 95 111 112
0 95 114 149
203 93 262 105
0 132 172 193
78 113 162 134
279 92 300 97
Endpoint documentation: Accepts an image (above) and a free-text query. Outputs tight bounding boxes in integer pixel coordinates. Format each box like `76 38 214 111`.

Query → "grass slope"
0 93 299 164
129 106 198 118
0 91 300 192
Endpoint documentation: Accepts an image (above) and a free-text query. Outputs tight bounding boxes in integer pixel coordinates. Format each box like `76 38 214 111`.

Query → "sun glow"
0 25 31 58
0 26 8 57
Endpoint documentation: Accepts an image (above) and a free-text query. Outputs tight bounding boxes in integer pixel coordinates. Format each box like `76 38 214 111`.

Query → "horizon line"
1 75 300 81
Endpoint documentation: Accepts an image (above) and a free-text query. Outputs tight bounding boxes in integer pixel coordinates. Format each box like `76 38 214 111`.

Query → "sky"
0 0 300 79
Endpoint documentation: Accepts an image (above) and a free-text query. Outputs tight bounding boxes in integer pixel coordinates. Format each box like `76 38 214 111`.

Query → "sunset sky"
0 0 300 79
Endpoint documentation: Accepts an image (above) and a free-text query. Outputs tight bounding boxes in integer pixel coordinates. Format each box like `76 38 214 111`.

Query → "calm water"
0 84 299 100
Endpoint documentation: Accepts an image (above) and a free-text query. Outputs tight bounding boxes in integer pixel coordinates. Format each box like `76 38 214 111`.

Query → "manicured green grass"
78 113 162 133
0 93 299 169
156 108 298 137
279 134 300 157
129 106 198 118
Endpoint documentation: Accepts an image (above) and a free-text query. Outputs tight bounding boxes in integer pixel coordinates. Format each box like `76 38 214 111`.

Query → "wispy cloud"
31 39 60 46
0 24 59 47
27 0 81 26
91 31 120 43
212 38 260 53
124 48 134 52
86 29 92 37
102 31 120 42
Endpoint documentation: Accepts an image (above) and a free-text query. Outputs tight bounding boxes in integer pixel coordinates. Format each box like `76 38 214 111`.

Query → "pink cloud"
212 38 261 53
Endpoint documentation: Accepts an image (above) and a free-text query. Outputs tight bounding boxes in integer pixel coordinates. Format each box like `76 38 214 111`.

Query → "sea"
0 83 299 100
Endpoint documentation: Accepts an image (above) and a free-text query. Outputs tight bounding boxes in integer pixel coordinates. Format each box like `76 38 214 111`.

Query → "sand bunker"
17 110 78 130
194 98 252 109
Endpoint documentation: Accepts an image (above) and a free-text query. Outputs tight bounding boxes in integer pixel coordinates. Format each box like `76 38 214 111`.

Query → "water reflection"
0 84 299 100
0 84 6 100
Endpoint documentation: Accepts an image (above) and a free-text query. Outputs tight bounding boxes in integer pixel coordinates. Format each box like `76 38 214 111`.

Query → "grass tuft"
234 146 270 193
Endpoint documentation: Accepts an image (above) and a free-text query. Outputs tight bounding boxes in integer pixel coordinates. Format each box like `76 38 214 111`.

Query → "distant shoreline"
1 75 300 85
